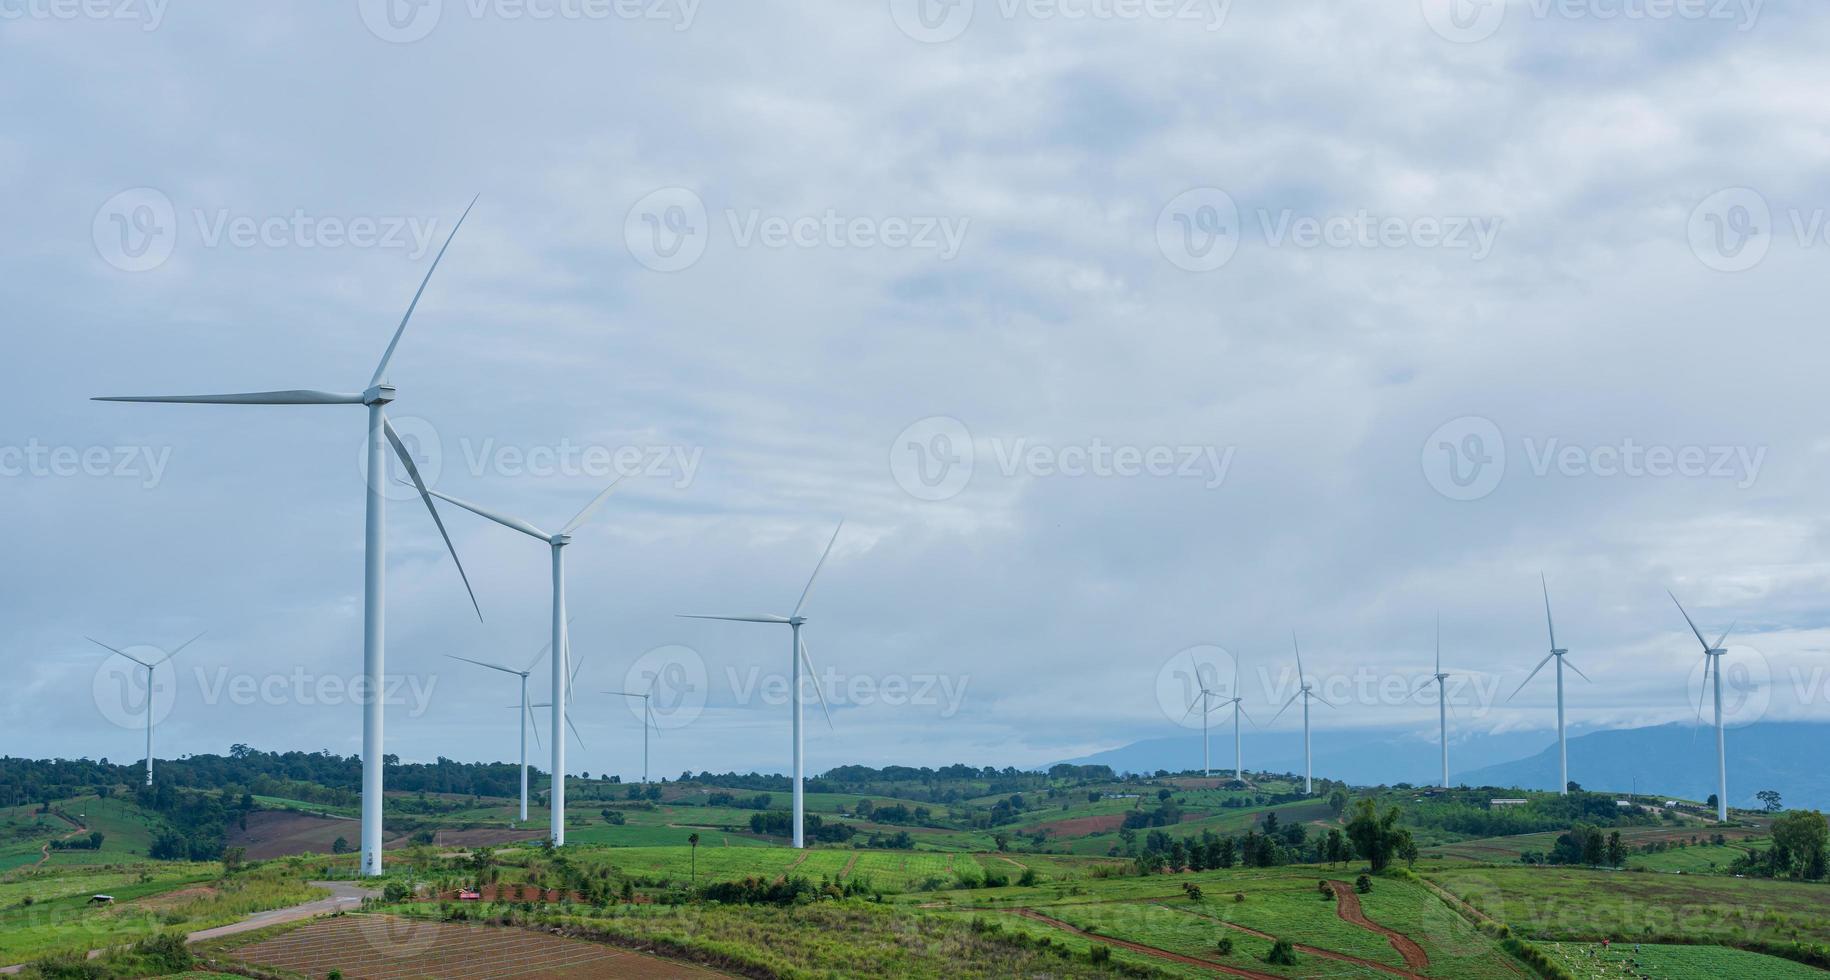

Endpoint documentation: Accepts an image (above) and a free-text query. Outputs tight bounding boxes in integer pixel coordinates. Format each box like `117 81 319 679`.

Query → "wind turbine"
1182 656 1249 780
417 481 620 848
445 631 562 823
87 634 204 786
680 522 844 849
606 681 660 785
1509 575 1591 796
93 199 484 877
522 701 590 803
1669 591 1736 822
1407 616 1453 789
1269 633 1333 794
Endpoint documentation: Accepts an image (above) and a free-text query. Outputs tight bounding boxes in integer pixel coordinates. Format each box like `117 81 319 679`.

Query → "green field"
1541 940 1826 979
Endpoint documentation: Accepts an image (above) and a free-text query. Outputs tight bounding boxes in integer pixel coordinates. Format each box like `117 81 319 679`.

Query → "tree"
1344 799 1412 872
1758 790 1783 813
1327 788 1349 818
1770 810 1829 880
331 836 350 855
1567 781 1582 793
1605 831 1625 869
688 832 700 882
222 846 247 873
1707 793 1719 810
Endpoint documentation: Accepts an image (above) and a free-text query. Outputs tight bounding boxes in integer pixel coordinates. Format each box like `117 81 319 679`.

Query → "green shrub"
1266 939 1298 965
1216 936 1235 955
1355 874 1373 894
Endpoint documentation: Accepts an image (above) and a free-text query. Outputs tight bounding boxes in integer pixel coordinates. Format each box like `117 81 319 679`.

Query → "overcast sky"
4 1 1828 781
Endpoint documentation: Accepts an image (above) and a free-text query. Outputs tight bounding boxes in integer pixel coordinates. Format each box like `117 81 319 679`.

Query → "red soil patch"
227 810 398 861
1031 813 1128 837
1329 881 1429 971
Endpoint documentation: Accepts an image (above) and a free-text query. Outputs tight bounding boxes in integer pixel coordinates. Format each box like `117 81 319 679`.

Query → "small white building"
1489 798 1528 809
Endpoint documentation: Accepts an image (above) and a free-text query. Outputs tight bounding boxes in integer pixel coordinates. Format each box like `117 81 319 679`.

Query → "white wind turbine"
1509 575 1591 796
94 199 484 877
1669 591 1736 822
1269 633 1333 795
1182 656 1250 780
680 522 844 849
606 681 660 785
1407 616 1454 789
87 634 204 786
445 631 563 822
419 481 621 847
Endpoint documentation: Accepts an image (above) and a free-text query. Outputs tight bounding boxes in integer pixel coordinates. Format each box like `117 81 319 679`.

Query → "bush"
1233 892 1246 903
1266 939 1298 966
1017 867 1039 887
1182 882 1203 900
1319 883 1335 900
1355 874 1373 894
1216 936 1235 956
1089 945 1112 964
382 881 412 903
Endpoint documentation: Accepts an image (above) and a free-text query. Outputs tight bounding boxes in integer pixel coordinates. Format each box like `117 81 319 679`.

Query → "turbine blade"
559 475 626 535
1507 652 1557 703
527 704 543 751
1435 614 1442 675
85 636 151 668
370 194 478 387
1236 703 1255 727
446 654 519 676
521 617 576 673
677 613 791 624
565 714 587 749
1311 691 1339 709
1694 654 1713 730
1268 692 1300 727
1711 622 1736 651
1668 591 1712 651
386 415 482 621
1541 573 1558 650
567 642 584 706
157 630 207 665
792 521 845 618
798 633 835 730
1291 631 1304 683
1406 677 1435 701
1182 694 1204 721
417 484 552 542
93 389 364 405
1562 657 1592 683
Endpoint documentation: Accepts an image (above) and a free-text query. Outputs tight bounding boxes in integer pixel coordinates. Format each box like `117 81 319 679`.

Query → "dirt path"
996 855 1028 871
1014 909 1279 979
33 813 89 867
838 852 860 879
1164 905 1427 980
1328 881 1429 971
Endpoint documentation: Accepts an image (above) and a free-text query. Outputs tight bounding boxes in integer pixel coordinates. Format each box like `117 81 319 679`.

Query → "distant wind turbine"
1509 575 1591 796
1407 616 1454 789
606 681 660 785
94 198 485 877
420 478 623 848
1182 656 1250 780
87 634 204 786
1269 633 1333 794
445 629 563 823
1669 591 1736 822
680 522 845 848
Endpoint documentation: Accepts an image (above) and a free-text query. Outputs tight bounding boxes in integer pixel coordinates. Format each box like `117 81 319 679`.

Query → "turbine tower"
680 522 844 848
1509 575 1590 796
94 199 484 877
87 634 203 786
1181 656 1249 780
445 632 558 822
1407 616 1454 788
1270 634 1333 794
607 680 660 785
1669 591 1736 822
421 480 623 848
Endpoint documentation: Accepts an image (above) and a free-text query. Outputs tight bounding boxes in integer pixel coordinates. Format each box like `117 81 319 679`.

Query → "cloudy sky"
4 0 1828 782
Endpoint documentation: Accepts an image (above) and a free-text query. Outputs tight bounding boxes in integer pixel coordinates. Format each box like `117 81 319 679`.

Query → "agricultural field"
1539 940 1826 979
1429 865 1830 947
1422 822 1763 864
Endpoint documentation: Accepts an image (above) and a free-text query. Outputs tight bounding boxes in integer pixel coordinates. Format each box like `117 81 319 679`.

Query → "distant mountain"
1453 722 1830 811
1055 726 1564 787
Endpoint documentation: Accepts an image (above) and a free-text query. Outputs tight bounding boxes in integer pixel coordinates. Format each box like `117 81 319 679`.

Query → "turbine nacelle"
362 384 398 406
